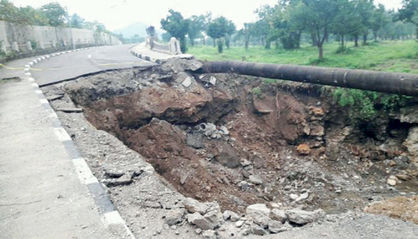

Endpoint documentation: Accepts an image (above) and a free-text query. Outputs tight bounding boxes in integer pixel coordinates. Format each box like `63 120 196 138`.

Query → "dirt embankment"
64 59 417 218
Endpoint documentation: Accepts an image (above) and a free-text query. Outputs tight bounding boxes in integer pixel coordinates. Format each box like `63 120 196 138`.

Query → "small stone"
195 228 202 234
223 210 240 222
183 197 208 214
175 230 180 235
296 192 309 201
270 209 287 223
387 175 397 186
289 193 299 201
202 230 216 239
250 224 268 235
268 220 287 234
182 77 192 87
249 175 263 185
240 158 252 167
235 220 244 228
219 126 229 135
286 209 325 225
209 76 217 85
297 144 311 155
165 209 185 226
246 204 271 227
170 225 177 230
187 213 215 230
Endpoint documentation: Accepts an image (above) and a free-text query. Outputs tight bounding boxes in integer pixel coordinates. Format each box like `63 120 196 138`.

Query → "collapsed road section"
41 58 418 238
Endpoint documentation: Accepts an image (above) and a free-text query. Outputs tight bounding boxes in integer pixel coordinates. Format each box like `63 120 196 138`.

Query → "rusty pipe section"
199 61 418 96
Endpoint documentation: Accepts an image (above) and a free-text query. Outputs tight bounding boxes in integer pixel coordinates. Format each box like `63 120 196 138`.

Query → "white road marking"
27 77 35 82
53 127 71 142
87 54 92 59
25 72 31 76
72 158 99 184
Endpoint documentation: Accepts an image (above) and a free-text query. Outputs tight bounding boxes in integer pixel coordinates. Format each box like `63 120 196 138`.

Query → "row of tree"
0 0 107 32
157 0 417 59
159 10 235 53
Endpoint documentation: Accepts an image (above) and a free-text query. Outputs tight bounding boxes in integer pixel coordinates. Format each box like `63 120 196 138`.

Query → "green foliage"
161 9 189 53
40 2 68 26
30 40 37 50
252 87 262 97
70 14 84 28
187 15 206 46
332 88 412 124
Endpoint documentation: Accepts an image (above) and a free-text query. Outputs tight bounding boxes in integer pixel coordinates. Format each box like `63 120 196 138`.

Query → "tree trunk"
265 39 271 49
354 35 359 47
199 61 418 96
373 31 378 42
245 39 249 51
416 26 418 40
212 38 216 47
318 44 324 60
363 33 368 45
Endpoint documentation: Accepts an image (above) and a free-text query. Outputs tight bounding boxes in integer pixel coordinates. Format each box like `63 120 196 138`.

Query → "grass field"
189 40 418 74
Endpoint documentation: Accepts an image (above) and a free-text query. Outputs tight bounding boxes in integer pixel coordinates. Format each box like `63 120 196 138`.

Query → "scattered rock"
248 175 263 185
270 209 287 223
296 192 309 202
182 77 193 87
250 224 268 235
165 209 185 226
183 197 209 214
186 133 204 149
235 220 244 228
246 204 271 227
286 209 325 225
289 193 299 201
240 158 252 167
209 76 217 86
297 144 311 155
187 213 217 230
202 229 216 239
268 220 287 234
223 210 240 222
387 175 397 186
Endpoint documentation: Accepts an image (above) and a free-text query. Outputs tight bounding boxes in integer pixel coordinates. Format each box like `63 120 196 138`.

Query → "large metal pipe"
199 61 418 96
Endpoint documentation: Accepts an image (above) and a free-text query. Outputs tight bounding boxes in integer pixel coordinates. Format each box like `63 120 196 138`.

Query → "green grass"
189 40 418 74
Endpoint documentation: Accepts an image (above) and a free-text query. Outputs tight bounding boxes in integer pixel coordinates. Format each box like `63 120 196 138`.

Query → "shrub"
332 88 411 125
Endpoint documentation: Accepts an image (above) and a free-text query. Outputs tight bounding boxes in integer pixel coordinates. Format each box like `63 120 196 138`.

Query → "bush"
252 87 262 97
332 88 411 125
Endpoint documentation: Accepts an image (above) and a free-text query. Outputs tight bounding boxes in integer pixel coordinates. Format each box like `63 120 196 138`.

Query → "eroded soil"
55 59 418 220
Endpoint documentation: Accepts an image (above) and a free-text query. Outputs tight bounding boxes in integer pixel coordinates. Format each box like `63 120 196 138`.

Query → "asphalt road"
31 44 154 86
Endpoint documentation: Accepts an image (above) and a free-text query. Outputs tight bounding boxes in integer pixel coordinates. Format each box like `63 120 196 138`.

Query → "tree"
289 0 341 59
206 17 234 53
242 23 255 50
370 4 388 41
70 14 84 28
398 0 418 39
161 9 189 53
332 0 361 50
187 15 206 46
40 2 68 27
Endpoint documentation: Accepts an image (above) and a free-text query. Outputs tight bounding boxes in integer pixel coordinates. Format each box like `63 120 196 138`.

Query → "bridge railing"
145 37 182 55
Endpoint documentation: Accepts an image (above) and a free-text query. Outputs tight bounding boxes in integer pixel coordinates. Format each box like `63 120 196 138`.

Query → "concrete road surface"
31 44 153 86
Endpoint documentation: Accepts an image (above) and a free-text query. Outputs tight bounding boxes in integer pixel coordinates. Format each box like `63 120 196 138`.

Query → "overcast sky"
10 0 404 31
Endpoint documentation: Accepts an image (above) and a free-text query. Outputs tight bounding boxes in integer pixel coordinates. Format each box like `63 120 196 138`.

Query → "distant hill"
113 22 149 38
